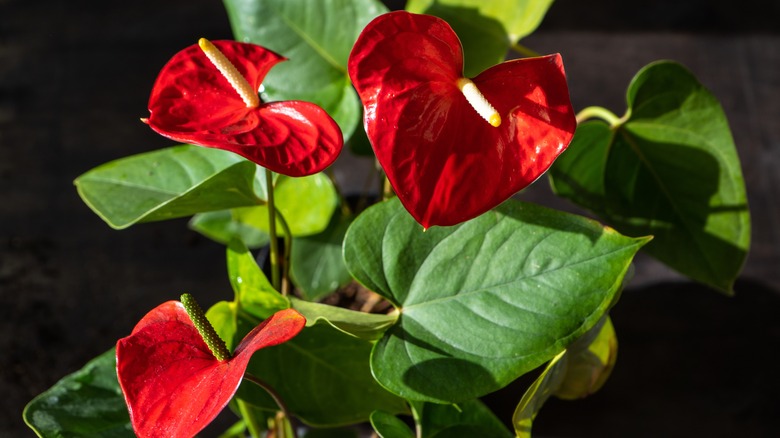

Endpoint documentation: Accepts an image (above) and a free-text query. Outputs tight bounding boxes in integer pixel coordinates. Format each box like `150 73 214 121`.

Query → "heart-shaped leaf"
550 61 750 293
406 0 555 76
23 349 133 438
344 198 647 402
227 239 289 319
116 301 305 438
223 0 388 142
75 145 261 229
349 11 576 228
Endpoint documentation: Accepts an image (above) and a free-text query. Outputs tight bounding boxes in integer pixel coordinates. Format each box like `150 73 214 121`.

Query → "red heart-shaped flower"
116 302 305 438
147 40 343 177
348 11 576 228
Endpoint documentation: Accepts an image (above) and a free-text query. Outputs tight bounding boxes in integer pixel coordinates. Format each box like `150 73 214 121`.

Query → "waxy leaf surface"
349 11 576 228
147 40 342 176
116 302 304 438
76 145 259 229
291 213 354 300
224 0 388 141
550 61 750 293
23 349 133 438
344 198 647 402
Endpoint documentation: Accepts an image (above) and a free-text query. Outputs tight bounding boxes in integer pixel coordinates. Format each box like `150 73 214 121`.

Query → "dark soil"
2 0 779 436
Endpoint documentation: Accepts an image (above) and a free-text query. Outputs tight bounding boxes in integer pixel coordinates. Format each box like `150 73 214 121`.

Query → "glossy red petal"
116 302 305 438
147 40 343 176
348 12 576 228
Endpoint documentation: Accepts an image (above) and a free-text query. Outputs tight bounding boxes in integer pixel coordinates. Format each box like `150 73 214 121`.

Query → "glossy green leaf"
23 349 133 437
406 0 554 76
512 351 566 438
75 145 261 229
290 297 397 341
370 411 415 438
291 213 354 300
239 321 408 426
189 210 270 248
227 239 289 319
232 173 339 237
416 399 512 438
344 198 647 403
550 61 750 293
224 0 388 141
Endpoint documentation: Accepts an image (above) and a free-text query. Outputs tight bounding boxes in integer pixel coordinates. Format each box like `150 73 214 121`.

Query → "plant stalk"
575 106 626 128
265 170 281 291
244 373 298 438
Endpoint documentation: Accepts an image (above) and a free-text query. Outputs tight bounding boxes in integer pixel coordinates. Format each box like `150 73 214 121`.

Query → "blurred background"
2 0 779 436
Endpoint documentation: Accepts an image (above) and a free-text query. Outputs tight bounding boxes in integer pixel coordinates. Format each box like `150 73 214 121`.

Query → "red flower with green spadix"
348 11 577 228
145 38 343 177
116 294 305 438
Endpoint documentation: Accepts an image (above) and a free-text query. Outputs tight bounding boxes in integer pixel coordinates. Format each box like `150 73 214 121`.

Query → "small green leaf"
232 173 339 237
417 399 512 438
189 210 270 248
370 411 415 438
344 198 647 403
224 0 388 142
406 0 554 76
290 297 397 341
551 61 750 293
75 145 261 229
512 351 567 438
23 349 133 438
291 213 354 301
227 239 289 319
554 317 617 399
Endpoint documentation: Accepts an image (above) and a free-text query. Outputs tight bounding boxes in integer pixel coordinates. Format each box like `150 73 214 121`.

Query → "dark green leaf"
291 213 354 301
75 145 261 229
406 0 554 76
189 210 270 248
224 0 388 141
239 321 408 426
344 198 647 402
23 349 132 437
370 411 415 438
290 297 397 341
416 399 512 438
551 61 750 293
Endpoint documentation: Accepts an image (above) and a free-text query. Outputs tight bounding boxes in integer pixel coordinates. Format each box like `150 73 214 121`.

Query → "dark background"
2 0 779 436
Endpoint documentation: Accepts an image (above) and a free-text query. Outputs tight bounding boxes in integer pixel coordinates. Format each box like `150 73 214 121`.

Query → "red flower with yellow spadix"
145 38 342 177
348 11 577 228
116 294 305 438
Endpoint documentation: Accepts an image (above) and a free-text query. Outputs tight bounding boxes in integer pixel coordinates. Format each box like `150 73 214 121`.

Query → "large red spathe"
116 302 305 438
348 11 576 228
147 40 342 177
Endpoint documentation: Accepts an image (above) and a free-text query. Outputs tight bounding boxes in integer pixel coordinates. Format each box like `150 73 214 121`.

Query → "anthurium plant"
24 1 749 438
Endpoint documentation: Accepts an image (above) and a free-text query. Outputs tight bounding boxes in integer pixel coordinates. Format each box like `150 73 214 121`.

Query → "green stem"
575 106 626 128
237 399 263 438
244 373 298 438
265 170 281 291
274 207 292 296
510 42 541 58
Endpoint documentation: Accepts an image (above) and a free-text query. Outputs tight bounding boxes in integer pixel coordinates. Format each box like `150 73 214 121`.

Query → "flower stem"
265 169 281 291
575 106 626 128
243 372 297 438
237 399 263 438
274 207 292 296
510 42 541 58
